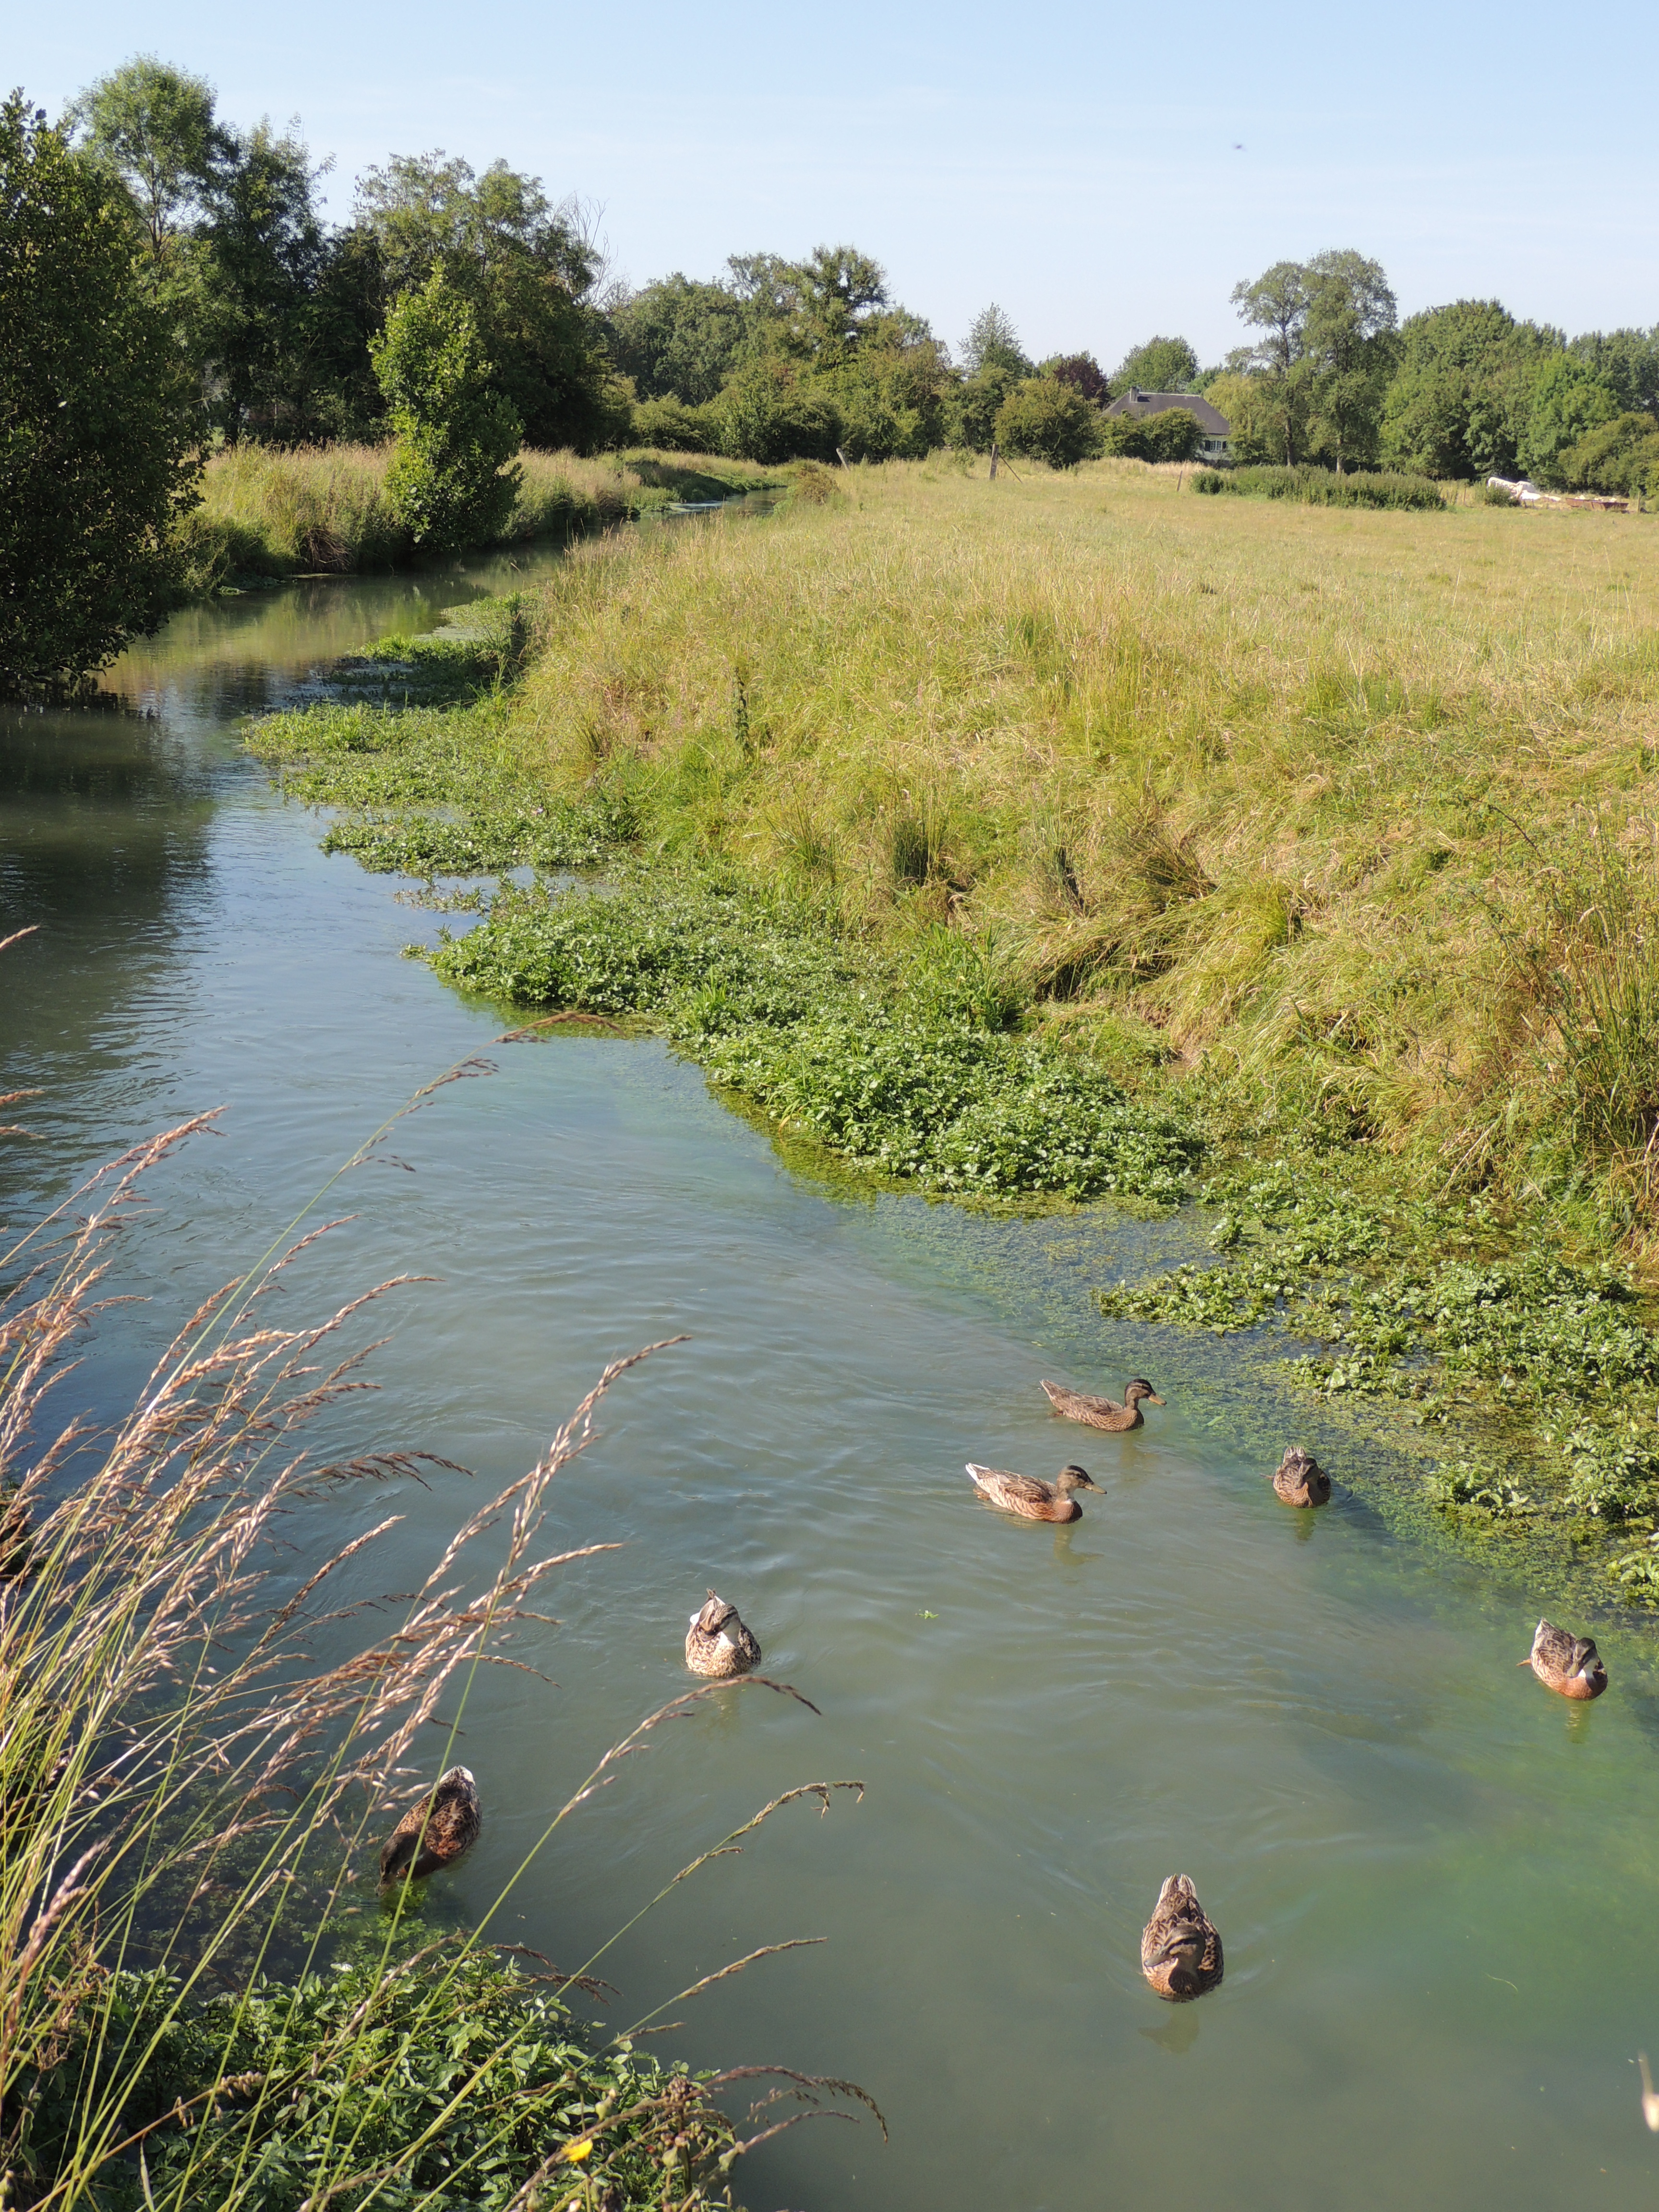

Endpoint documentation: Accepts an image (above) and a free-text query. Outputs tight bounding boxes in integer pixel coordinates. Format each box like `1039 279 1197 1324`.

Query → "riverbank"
178 441 785 593
250 457 1659 1605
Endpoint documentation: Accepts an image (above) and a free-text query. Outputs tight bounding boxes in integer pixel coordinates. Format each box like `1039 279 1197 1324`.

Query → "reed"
0 1047 872 2205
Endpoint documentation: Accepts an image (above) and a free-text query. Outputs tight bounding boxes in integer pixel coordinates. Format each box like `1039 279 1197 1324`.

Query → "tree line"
4 54 1656 691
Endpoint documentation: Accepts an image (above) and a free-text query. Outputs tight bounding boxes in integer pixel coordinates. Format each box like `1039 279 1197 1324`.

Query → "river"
4 541 1658 2211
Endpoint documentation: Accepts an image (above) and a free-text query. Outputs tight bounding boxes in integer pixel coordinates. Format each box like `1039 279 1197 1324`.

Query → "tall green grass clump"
1193 464 1445 510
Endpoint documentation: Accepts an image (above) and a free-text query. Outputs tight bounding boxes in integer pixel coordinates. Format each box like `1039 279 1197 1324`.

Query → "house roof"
1104 388 1231 436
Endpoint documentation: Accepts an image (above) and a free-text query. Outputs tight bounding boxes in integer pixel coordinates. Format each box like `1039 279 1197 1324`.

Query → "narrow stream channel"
4 542 1658 2210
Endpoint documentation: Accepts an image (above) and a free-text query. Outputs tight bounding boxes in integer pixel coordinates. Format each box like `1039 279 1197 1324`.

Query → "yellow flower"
564 2142 592 2164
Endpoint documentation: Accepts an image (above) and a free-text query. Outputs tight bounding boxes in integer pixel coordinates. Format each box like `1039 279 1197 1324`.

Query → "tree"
353 153 621 450
64 56 216 261
0 93 200 694
947 363 1021 451
1556 411 1659 498
1201 373 1278 464
712 358 841 464
993 376 1102 468
1380 300 1560 478
607 273 754 404
196 119 328 437
1566 327 1659 418
1109 336 1198 395
371 270 522 547
1229 261 1313 463
1099 407 1201 463
1518 354 1618 483
1046 353 1110 404
1301 250 1396 472
961 304 1030 377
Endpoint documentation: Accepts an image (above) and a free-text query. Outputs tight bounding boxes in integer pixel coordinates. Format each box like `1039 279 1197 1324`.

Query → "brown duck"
1523 1617 1607 1701
1272 1447 1331 1507
685 1591 761 1678
379 1765 481 1886
966 1461 1101 1523
1040 1378 1164 1432
1140 1874 1224 2002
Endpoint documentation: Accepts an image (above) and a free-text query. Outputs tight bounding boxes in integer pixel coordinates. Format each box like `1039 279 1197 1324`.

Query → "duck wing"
1040 1381 1129 1429
1531 1619 1577 1673
967 1462 1056 1514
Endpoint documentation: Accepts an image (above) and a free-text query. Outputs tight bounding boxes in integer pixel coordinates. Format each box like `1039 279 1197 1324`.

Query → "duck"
1140 1874 1224 2002
966 1461 1101 1524
1272 1446 1331 1507
1522 1617 1607 1701
379 1765 481 1886
1040 1378 1164 1433
685 1591 761 1678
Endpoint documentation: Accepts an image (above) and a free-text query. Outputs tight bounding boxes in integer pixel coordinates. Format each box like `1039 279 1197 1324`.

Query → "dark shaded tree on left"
0 92 200 695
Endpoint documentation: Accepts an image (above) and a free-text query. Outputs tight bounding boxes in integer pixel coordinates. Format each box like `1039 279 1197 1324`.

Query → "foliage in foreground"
22 1946 740 2211
0 93 201 694
1193 463 1445 509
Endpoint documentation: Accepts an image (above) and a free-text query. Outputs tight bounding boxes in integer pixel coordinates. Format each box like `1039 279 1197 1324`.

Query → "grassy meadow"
254 456 1659 1593
178 442 781 591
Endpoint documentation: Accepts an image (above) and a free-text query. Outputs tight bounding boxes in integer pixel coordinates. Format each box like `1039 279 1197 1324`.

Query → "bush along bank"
1193 463 1447 510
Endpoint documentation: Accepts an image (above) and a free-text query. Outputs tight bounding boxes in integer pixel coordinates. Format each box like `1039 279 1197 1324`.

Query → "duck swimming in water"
1272 1446 1331 1507
1523 1617 1607 1701
966 1461 1101 1523
1141 1874 1224 2001
379 1766 481 1886
1040 1378 1164 1433
685 1591 761 1678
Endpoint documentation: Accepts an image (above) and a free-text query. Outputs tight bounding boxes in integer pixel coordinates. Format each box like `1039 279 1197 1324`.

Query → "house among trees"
1105 387 1233 461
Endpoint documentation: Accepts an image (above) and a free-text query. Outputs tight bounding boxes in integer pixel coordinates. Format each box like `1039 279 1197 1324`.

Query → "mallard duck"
1523 1617 1607 1701
1040 1378 1164 1432
966 1461 1101 1523
685 1591 761 1678
379 1765 481 1886
1272 1446 1331 1507
1140 1874 1224 2002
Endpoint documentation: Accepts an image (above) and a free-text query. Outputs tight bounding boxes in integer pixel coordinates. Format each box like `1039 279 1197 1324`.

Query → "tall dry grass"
497 457 1659 1246
177 445 773 591
0 1037 871 2204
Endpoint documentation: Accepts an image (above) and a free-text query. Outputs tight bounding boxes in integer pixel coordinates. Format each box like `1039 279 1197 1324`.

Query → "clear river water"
4 542 1659 2211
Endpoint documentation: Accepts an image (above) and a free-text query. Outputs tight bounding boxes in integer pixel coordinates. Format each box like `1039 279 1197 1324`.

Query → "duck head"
692 1591 740 1638
1054 1465 1101 1495
1125 1380 1165 1408
436 1765 476 1796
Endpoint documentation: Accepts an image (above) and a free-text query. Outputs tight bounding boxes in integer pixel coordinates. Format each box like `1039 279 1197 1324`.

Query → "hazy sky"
12 0 1657 368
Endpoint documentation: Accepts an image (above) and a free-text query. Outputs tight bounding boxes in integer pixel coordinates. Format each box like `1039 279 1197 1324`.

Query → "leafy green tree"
946 363 1021 451
1109 336 1198 394
1565 327 1659 417
197 119 328 437
713 358 842 463
1518 354 1618 482
1556 411 1659 497
993 376 1102 467
607 273 753 403
353 153 621 450
0 93 200 694
1229 262 1314 462
371 270 522 546
961 304 1030 376
1201 372 1278 464
64 56 216 261
1380 300 1558 478
1302 249 1396 472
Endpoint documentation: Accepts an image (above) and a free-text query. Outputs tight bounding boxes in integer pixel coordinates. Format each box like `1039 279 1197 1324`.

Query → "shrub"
715 361 842 464
1193 463 1444 510
372 269 524 549
1556 411 1659 499
993 376 1102 469
1100 408 1202 464
631 393 714 452
0 92 201 694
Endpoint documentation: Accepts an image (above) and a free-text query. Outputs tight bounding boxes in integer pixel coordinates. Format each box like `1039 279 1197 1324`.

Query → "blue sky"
13 0 1657 368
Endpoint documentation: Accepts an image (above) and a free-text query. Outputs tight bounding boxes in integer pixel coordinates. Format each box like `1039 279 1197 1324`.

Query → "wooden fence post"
989 442 998 481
